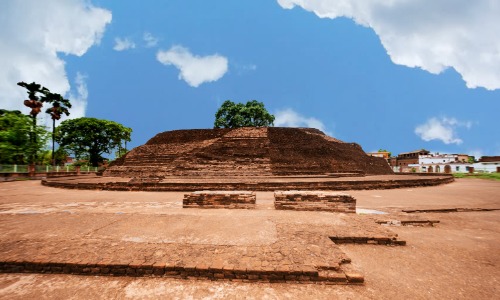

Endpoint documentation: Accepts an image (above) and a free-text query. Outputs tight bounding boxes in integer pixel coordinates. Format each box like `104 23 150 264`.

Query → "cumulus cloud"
143 32 159 48
156 45 228 87
113 37 135 51
415 117 472 145
0 0 111 115
274 108 332 135
277 0 500 90
67 72 89 119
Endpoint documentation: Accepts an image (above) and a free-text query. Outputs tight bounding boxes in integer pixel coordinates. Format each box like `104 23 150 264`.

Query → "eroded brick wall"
183 191 256 209
274 191 356 213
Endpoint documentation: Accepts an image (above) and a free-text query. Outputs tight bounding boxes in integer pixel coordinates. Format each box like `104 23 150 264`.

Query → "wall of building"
473 162 500 172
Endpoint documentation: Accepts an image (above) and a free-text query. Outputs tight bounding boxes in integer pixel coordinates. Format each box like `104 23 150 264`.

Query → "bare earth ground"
0 178 499 299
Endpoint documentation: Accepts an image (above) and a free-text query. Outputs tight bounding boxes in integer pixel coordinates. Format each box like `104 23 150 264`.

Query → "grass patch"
453 173 500 181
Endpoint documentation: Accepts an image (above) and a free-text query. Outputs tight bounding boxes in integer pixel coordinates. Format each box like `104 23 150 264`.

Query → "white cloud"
0 0 111 115
113 37 135 51
67 72 88 120
277 0 500 90
156 45 228 87
143 32 159 48
274 108 332 135
234 63 257 75
468 149 484 160
415 117 472 145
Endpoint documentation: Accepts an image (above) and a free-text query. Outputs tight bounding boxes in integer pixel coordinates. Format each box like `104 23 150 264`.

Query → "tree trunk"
31 116 36 164
52 118 55 166
89 151 100 167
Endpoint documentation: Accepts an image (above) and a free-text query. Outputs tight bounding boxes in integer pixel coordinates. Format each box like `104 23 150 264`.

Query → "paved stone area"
0 181 403 284
0 179 499 299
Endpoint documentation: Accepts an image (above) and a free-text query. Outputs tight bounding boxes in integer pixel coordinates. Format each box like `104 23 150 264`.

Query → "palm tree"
41 92 71 166
17 81 48 165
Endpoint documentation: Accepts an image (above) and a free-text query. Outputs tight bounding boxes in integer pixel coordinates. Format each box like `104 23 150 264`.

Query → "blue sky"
1 0 499 158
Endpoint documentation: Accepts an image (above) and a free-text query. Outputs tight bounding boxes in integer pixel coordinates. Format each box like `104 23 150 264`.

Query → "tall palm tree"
41 92 71 166
17 81 48 164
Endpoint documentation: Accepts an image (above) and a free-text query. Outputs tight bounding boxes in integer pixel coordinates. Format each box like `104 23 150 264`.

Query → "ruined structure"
104 127 392 178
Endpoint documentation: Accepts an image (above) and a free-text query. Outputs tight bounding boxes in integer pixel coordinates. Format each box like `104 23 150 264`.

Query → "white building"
473 156 500 173
414 153 472 173
393 152 499 173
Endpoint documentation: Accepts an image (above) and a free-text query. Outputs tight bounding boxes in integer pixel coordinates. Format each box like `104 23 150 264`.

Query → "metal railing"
0 165 99 173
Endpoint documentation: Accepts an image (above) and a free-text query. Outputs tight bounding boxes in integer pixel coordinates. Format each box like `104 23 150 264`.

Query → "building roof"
398 149 429 156
478 156 500 162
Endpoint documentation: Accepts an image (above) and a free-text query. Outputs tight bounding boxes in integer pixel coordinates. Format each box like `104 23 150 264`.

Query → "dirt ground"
0 178 499 299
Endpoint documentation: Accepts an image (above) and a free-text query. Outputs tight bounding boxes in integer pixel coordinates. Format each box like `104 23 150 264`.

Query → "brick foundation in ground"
183 191 256 209
0 261 363 284
330 236 407 246
274 191 356 213
41 174 454 192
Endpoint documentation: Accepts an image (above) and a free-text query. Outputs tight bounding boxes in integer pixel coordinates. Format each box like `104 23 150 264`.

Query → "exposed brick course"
183 191 256 209
42 174 455 191
274 191 356 213
0 261 362 284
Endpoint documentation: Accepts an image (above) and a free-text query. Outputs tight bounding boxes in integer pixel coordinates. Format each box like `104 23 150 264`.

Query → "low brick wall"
41 175 454 191
183 191 256 209
274 191 356 213
0 260 362 284
330 236 406 245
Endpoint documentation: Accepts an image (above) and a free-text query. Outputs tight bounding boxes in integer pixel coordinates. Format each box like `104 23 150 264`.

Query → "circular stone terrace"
42 174 454 191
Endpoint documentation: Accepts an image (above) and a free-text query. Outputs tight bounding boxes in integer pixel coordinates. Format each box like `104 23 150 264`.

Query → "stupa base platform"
41 174 454 191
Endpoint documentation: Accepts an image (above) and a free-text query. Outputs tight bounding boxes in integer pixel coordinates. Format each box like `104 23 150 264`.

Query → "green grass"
453 173 500 181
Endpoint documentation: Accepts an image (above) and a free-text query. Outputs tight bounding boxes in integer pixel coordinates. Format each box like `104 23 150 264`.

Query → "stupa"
104 127 393 178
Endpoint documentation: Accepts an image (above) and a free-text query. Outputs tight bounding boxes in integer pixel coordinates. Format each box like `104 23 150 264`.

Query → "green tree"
39 148 69 166
115 148 129 159
378 149 392 157
55 117 132 167
214 100 275 128
0 109 49 164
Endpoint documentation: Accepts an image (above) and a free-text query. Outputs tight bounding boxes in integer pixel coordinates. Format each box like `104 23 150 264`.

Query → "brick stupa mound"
104 127 393 178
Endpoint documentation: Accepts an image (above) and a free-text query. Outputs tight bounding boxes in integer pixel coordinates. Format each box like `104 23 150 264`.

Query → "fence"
0 165 99 173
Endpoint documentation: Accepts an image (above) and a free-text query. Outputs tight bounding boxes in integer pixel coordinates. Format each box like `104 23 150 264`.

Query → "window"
456 166 460 171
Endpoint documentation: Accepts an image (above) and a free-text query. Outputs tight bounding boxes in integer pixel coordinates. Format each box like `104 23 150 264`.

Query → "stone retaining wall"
183 191 256 209
274 191 356 213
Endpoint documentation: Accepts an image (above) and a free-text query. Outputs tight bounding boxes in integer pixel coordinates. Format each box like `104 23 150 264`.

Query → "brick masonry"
183 191 256 209
104 127 393 178
41 175 455 191
330 236 407 246
274 191 356 213
0 261 363 284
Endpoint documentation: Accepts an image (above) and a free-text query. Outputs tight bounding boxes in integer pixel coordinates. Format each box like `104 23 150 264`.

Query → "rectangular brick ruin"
274 191 356 213
183 191 256 209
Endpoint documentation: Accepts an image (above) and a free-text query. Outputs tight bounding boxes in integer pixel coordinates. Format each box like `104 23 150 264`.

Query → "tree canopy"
55 117 132 166
378 149 392 157
214 100 275 128
0 109 48 164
